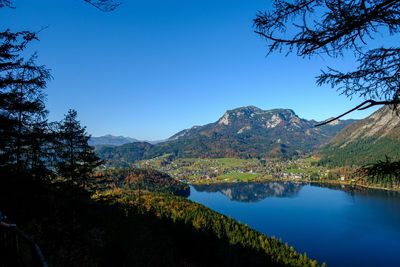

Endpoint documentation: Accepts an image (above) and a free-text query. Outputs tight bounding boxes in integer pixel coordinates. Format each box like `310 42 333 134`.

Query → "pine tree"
26 118 53 181
6 72 48 171
56 109 102 189
0 30 51 180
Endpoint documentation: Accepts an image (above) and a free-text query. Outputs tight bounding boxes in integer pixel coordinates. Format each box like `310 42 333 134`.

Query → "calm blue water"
189 182 400 267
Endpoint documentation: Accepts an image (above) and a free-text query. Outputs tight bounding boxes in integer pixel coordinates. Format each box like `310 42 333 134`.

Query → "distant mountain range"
89 135 165 146
96 106 355 166
320 105 400 166
89 135 139 146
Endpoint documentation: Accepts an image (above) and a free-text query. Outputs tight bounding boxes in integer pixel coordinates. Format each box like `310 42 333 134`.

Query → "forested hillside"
1 170 320 267
320 106 400 166
97 106 354 166
98 167 190 197
89 135 139 146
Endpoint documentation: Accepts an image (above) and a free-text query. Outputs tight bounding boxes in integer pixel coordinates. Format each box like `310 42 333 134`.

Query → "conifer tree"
0 31 50 180
26 118 53 181
6 72 48 171
56 109 102 188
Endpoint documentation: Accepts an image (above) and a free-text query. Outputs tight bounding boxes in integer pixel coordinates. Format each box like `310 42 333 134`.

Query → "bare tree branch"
315 99 400 126
255 1 400 124
84 0 121 12
0 0 13 8
255 0 400 56
0 0 120 12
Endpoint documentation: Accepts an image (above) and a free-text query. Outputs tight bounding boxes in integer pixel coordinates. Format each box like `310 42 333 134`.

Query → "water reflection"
310 182 400 198
192 182 304 202
189 182 400 267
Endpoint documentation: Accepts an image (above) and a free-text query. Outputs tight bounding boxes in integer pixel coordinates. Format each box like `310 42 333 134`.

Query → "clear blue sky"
2 0 380 140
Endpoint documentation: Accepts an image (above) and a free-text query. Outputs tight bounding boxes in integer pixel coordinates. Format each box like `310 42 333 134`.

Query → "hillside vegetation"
320 106 400 167
320 137 400 166
135 156 268 183
95 189 322 267
96 106 354 166
98 167 190 196
1 168 320 267
89 135 139 146
2 160 395 266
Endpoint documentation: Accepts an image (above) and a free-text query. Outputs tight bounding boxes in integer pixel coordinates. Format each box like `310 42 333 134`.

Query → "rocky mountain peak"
217 106 300 127
229 106 264 114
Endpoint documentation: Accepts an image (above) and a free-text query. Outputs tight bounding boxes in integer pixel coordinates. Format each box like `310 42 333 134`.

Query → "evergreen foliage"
360 156 400 187
98 167 190 197
0 29 51 181
95 190 321 267
0 28 101 186
320 137 400 167
55 109 102 188
0 182 321 267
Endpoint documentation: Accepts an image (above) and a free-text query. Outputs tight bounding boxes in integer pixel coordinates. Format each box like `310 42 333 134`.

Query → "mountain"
89 135 139 146
320 105 400 166
96 142 154 167
157 106 354 158
96 106 355 166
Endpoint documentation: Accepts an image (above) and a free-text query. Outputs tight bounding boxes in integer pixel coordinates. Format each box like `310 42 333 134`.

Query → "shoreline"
188 178 400 192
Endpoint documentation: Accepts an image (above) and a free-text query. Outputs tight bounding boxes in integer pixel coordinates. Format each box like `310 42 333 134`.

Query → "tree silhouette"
254 0 400 124
26 117 52 181
55 109 102 189
84 0 121 12
0 30 51 180
360 156 400 183
0 0 12 8
0 0 120 12
0 0 117 186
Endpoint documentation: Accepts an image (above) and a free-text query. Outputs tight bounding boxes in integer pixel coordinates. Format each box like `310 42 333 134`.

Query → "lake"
188 182 400 267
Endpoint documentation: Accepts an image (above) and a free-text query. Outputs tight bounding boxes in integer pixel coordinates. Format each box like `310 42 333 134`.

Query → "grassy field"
286 168 303 174
217 172 259 182
135 156 327 184
135 156 266 183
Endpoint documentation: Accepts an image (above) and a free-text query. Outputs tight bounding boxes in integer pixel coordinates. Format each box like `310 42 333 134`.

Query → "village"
135 155 355 184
